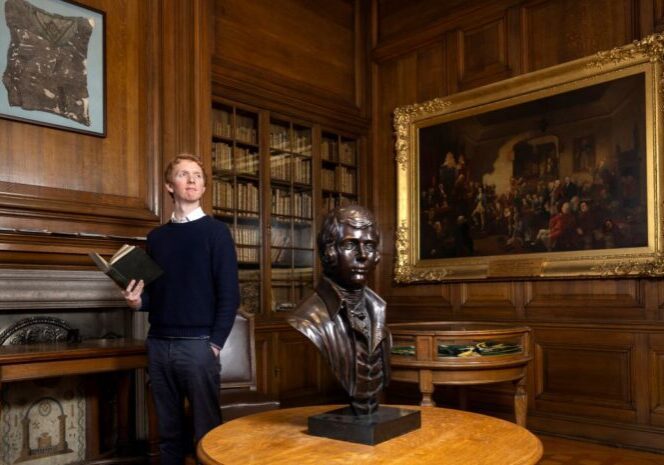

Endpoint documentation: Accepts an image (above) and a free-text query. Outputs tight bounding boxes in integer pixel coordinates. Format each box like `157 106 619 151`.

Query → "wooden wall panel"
521 0 638 72
649 334 664 426
524 280 649 320
275 330 324 405
535 328 638 422
656 0 664 31
377 0 467 42
456 282 519 319
415 43 448 102
214 0 357 111
454 16 512 90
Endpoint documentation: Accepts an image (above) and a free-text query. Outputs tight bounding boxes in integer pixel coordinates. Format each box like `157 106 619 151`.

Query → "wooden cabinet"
210 98 362 321
321 131 359 211
268 118 315 314
210 98 361 404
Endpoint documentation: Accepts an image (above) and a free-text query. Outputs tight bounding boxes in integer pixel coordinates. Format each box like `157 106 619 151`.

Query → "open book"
89 244 163 289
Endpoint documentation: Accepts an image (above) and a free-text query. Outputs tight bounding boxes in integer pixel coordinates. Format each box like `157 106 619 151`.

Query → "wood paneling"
535 328 636 422
0 0 159 243
524 280 650 320
454 16 512 90
213 0 362 125
274 329 324 405
0 0 214 266
456 282 519 319
521 0 638 72
656 0 664 31
377 0 467 42
370 0 664 451
648 334 664 426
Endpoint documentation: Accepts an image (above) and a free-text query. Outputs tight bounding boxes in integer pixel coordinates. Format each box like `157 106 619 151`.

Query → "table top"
197 405 543 465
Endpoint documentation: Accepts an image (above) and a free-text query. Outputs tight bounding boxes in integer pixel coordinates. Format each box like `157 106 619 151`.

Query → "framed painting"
0 0 105 136
394 34 664 283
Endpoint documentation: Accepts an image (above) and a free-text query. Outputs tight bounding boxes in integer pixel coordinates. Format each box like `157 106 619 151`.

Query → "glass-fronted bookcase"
211 99 360 318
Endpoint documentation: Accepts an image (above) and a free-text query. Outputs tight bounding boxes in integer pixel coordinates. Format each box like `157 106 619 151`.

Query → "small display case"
389 322 532 426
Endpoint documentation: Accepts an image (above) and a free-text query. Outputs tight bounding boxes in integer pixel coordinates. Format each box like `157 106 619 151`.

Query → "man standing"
123 154 239 465
287 205 390 415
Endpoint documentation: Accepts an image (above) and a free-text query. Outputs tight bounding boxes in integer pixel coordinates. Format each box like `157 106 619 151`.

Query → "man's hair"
318 205 380 268
163 154 207 199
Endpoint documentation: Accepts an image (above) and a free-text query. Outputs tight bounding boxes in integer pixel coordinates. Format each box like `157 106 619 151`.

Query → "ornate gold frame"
394 34 664 283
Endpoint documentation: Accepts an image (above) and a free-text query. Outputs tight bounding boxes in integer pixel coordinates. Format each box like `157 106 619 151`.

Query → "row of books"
271 189 312 218
321 166 356 193
322 194 356 211
212 143 259 174
269 124 312 154
321 139 356 165
230 224 261 246
212 180 259 213
237 247 259 264
212 109 257 144
270 154 312 183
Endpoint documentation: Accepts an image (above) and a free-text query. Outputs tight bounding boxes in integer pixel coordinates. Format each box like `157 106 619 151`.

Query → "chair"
218 308 280 421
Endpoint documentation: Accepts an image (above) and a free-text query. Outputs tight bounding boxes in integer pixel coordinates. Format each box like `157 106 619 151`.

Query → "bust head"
318 205 381 290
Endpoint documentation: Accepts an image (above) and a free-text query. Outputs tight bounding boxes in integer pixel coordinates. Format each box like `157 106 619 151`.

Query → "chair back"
219 308 256 390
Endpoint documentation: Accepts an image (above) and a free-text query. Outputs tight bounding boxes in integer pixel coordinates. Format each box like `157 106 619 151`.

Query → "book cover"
89 245 163 289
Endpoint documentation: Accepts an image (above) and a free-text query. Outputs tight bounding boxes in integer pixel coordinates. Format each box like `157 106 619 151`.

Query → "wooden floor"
539 435 664 465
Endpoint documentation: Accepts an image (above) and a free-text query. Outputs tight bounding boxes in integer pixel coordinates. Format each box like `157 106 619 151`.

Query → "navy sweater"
142 215 240 348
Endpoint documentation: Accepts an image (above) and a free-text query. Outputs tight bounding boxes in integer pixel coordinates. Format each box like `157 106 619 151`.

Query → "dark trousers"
147 337 222 465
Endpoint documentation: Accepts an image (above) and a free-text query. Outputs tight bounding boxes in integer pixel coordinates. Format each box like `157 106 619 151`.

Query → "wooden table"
389 322 532 426
197 405 542 465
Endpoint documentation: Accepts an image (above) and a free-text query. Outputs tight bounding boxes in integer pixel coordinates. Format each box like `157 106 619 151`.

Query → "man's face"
166 159 206 203
329 224 380 290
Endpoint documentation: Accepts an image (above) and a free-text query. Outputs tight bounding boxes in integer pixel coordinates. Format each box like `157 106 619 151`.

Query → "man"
287 205 390 415
123 154 239 465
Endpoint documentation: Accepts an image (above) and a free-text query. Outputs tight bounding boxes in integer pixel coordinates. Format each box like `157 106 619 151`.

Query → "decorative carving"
592 254 664 277
589 32 664 67
0 317 74 345
394 221 449 283
393 98 450 170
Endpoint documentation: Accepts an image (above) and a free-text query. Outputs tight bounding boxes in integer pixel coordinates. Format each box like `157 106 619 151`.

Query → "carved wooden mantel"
0 269 124 310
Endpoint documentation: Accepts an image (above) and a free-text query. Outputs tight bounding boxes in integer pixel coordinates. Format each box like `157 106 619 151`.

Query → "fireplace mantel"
0 269 124 310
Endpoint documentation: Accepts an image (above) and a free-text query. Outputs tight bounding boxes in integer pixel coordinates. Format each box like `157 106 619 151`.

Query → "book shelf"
210 100 362 318
321 131 358 212
269 118 314 313
211 103 262 314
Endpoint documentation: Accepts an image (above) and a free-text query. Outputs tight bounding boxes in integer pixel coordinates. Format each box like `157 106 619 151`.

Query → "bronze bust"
287 205 391 415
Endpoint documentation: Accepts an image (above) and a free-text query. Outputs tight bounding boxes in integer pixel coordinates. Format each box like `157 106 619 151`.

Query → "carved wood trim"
0 269 124 310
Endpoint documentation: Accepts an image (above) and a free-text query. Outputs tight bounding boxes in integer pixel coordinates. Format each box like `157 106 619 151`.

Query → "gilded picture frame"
394 34 664 283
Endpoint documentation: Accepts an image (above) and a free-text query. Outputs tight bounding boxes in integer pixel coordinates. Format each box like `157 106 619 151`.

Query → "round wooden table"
197 405 543 465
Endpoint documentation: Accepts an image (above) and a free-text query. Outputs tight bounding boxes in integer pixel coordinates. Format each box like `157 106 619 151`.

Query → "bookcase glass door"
269 119 314 313
321 131 358 212
211 102 261 315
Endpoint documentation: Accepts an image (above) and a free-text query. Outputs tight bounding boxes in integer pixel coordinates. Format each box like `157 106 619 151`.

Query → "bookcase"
321 131 359 211
211 103 261 314
211 99 360 318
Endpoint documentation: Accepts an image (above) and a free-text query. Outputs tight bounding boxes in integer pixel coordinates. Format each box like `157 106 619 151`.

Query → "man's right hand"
122 279 144 310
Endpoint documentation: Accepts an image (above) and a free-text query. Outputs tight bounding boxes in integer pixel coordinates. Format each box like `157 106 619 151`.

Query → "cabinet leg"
514 377 527 427
419 370 435 407
458 386 468 410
